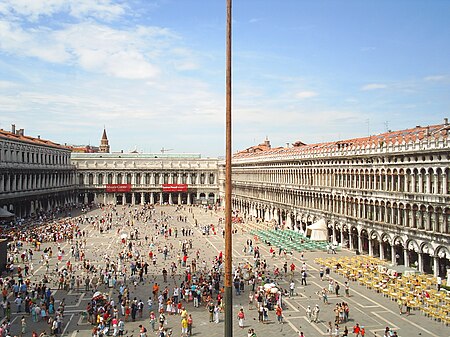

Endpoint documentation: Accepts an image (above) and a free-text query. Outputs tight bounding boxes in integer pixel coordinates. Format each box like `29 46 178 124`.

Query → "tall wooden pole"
224 0 233 336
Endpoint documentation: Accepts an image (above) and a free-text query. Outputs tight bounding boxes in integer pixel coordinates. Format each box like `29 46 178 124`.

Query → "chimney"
11 124 15 134
445 118 448 125
18 129 24 136
37 135 40 139
286 142 290 148
264 137 271 148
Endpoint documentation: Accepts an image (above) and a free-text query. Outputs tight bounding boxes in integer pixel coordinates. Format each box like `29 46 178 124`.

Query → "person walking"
214 304 220 323
187 314 193 336
181 316 188 337
306 305 312 322
289 281 295 297
312 304 320 323
301 270 307 286
237 307 245 329
275 305 283 324
208 301 214 322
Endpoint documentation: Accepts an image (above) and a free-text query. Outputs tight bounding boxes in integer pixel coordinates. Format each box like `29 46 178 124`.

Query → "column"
150 192 154 204
178 193 181 204
168 193 173 205
443 173 448 195
187 193 191 205
404 249 409 267
150 173 155 185
349 232 354 250
357 234 362 252
132 193 136 205
122 193 126 204
159 192 163 205
113 193 117 205
418 253 423 272
103 193 107 205
141 192 145 205
84 194 88 204
418 173 423 193
433 255 439 277
368 238 373 256
379 241 384 260
391 245 396 265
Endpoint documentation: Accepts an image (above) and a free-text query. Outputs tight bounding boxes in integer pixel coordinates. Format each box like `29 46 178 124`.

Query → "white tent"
306 218 328 241
0 208 14 219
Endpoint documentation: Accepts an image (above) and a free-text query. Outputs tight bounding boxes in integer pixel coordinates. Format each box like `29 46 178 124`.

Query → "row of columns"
0 172 75 193
85 191 217 206
238 168 448 195
83 171 217 186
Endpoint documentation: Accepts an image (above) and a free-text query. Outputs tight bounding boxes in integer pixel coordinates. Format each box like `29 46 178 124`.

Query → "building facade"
71 153 219 205
223 121 450 277
0 125 77 218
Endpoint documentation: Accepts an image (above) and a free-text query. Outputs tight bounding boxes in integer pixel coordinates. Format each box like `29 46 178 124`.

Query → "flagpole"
224 0 233 336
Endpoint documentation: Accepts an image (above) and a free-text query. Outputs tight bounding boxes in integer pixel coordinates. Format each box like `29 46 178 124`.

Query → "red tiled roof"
233 123 449 159
0 129 69 150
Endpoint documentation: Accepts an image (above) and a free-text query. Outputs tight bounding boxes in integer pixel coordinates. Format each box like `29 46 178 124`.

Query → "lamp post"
224 0 233 337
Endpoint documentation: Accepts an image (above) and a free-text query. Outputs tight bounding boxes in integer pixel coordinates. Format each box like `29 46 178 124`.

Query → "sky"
0 0 449 157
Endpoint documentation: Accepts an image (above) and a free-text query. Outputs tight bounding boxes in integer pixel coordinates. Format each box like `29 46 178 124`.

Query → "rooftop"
71 153 206 159
233 122 450 160
0 128 69 150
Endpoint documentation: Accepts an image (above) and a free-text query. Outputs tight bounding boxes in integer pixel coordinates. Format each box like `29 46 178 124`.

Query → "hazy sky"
0 0 449 156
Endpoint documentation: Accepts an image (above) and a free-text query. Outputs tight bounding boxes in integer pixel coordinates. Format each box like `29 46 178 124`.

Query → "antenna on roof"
384 121 390 132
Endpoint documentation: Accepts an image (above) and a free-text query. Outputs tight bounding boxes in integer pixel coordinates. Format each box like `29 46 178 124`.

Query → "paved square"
5 205 449 337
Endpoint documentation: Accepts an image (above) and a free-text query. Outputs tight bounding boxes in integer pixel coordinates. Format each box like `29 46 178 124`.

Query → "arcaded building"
0 125 77 218
71 130 219 205
225 121 450 277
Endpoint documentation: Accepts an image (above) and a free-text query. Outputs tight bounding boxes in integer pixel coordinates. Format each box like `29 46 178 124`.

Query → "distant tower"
99 128 110 153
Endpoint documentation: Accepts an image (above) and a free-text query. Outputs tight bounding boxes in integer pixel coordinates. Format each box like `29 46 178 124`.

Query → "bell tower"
99 128 110 153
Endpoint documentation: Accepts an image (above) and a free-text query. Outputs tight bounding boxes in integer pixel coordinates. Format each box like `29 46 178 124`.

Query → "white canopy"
0 208 14 218
306 218 328 241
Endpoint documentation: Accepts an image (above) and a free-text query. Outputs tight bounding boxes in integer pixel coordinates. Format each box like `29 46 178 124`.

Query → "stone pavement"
6 205 449 337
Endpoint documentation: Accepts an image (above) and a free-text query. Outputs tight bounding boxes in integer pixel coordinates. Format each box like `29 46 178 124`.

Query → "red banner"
162 184 188 192
105 184 132 193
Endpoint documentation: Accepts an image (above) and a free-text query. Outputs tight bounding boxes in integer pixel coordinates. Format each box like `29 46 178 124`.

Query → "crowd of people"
0 202 412 337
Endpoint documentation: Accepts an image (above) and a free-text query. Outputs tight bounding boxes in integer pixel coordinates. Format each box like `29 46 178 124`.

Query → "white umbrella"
120 233 127 239
270 287 278 294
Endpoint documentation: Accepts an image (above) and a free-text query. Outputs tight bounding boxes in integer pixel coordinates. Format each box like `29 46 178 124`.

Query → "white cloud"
0 81 18 89
424 75 446 82
295 91 318 99
361 83 387 91
0 0 125 21
0 21 181 79
249 18 262 24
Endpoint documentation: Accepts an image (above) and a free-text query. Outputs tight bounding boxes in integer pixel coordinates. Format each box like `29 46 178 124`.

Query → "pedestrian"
312 304 320 323
149 311 156 331
181 316 188 337
21 316 26 336
326 321 333 337
306 305 312 322
214 304 220 323
237 307 245 328
208 301 214 322
275 305 283 324
301 270 307 286
187 314 193 336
